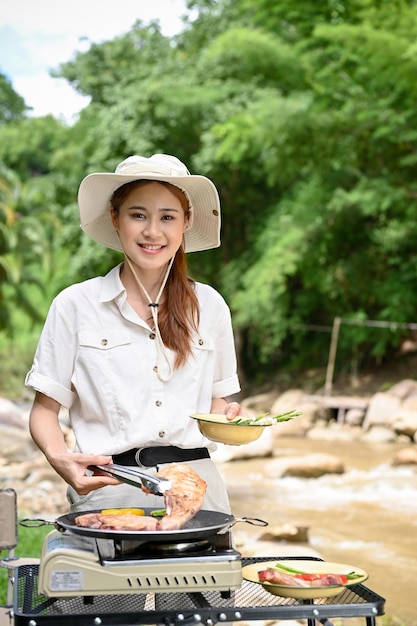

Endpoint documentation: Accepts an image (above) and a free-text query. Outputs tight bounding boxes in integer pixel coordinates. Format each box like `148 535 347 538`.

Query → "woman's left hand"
210 398 249 421
224 401 243 421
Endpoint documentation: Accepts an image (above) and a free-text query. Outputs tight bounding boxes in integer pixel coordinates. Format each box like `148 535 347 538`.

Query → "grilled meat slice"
258 569 349 587
308 573 348 586
74 512 103 529
75 512 159 531
258 569 310 587
157 463 207 530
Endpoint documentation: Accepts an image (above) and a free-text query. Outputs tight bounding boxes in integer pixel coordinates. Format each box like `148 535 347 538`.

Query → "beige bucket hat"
77 154 221 253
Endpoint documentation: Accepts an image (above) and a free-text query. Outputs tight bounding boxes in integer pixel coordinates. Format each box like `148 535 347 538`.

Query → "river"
222 436 417 624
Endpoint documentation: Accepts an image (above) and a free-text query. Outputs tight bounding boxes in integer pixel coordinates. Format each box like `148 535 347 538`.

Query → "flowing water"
222 437 417 624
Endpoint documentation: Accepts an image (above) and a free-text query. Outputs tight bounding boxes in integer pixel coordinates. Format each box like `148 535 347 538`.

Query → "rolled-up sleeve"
209 289 241 399
212 373 240 398
25 294 76 408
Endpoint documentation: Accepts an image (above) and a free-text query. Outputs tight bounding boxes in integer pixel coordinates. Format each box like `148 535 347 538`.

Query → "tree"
0 165 62 333
221 0 417 374
3 0 417 383
0 115 69 179
0 73 27 124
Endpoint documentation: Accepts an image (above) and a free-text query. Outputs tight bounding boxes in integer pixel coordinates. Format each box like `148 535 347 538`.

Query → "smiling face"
110 181 189 273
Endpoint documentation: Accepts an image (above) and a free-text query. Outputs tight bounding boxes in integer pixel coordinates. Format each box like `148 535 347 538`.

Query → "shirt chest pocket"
78 329 131 350
193 334 214 356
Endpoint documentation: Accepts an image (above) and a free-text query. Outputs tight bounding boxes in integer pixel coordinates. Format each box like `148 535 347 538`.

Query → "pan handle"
234 516 269 527
218 516 268 533
19 518 67 533
20 518 56 528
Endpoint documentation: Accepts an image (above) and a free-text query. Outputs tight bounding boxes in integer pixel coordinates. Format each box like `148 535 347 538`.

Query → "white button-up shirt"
25 265 240 455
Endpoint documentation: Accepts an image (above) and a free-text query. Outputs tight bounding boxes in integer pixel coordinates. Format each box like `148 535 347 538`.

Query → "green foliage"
54 22 176 104
0 115 69 179
2 0 417 386
0 72 27 124
0 523 51 605
198 27 306 91
0 165 63 333
0 332 39 398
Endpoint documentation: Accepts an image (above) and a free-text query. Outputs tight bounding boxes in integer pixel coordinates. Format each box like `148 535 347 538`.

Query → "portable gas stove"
13 556 386 626
38 528 242 598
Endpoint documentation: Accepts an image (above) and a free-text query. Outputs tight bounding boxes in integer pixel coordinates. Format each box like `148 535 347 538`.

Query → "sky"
0 0 188 123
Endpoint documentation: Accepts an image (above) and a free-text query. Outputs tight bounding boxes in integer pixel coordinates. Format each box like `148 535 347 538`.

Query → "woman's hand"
48 452 121 495
224 401 251 421
210 398 249 421
29 392 121 495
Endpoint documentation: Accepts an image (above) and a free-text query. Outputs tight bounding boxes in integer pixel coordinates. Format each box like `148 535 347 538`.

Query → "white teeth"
141 245 162 250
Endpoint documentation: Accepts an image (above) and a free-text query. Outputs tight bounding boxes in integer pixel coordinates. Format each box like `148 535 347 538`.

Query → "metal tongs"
88 463 172 496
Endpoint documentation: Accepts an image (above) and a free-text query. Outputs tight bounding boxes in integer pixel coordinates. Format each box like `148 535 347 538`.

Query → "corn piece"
101 508 145 515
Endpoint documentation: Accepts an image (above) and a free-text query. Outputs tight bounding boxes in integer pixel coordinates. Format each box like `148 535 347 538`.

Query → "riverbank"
2 375 417 625
224 436 417 625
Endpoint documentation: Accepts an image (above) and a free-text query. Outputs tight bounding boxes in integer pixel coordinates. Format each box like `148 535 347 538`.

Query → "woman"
25 154 244 514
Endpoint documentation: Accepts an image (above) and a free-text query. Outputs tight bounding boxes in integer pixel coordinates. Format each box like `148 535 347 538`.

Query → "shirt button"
198 338 204 345
149 333 156 340
155 400 162 407
101 339 108 346
158 431 166 438
153 366 158 372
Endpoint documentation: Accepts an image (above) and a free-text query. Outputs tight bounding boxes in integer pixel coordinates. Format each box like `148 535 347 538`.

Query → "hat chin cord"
124 254 175 383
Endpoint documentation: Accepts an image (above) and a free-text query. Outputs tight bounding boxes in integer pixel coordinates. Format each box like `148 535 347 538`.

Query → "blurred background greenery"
2 0 417 398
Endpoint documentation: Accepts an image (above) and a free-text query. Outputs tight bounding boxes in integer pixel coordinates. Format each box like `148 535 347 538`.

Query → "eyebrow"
126 205 180 213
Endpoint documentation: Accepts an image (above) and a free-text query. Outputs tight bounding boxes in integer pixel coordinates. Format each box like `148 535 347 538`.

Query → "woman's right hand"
29 392 121 495
48 452 121 495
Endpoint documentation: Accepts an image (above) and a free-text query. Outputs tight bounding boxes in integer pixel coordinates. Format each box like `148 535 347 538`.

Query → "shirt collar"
99 263 125 303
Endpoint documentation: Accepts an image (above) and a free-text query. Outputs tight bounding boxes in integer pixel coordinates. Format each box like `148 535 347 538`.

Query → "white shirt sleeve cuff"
212 374 241 399
25 369 75 408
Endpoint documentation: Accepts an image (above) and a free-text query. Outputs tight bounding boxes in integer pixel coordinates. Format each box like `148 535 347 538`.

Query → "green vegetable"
271 562 307 575
230 409 301 426
271 562 362 580
150 508 166 517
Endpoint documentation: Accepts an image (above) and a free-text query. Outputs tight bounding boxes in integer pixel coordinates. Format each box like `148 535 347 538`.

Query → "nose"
143 217 161 238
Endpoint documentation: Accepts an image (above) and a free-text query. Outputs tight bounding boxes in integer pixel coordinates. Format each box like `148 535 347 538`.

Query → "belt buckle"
134 448 148 469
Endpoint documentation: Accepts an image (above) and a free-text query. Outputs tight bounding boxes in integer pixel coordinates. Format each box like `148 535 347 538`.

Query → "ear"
183 211 191 232
110 207 119 231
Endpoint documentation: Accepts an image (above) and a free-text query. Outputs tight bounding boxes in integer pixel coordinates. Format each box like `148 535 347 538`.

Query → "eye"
131 211 146 219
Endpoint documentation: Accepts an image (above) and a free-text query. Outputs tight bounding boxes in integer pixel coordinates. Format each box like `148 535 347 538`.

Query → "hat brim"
78 172 221 253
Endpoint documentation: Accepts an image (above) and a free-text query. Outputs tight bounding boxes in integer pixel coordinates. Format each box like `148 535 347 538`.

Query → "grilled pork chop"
157 463 207 530
75 513 159 531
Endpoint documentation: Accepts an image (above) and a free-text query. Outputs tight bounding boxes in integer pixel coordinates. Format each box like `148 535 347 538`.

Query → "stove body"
38 529 242 597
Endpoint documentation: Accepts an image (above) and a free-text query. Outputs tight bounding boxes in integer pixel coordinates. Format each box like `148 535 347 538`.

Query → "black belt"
112 445 210 468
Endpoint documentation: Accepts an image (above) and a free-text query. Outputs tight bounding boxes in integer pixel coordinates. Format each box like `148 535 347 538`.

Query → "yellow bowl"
190 413 269 445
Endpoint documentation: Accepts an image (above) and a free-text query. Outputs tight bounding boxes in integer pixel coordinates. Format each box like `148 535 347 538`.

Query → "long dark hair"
111 180 200 368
